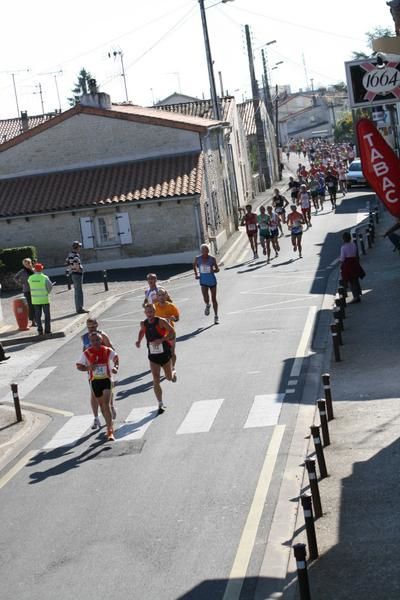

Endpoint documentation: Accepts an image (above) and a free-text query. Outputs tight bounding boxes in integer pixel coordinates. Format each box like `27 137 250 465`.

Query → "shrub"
0 246 37 273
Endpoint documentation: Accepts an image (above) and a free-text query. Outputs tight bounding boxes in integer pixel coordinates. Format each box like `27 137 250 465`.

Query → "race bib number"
199 264 211 274
92 364 108 379
247 223 256 231
150 342 163 355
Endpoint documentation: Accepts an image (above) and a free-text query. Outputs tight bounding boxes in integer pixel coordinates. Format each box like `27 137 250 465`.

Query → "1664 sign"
346 57 400 108
356 118 400 216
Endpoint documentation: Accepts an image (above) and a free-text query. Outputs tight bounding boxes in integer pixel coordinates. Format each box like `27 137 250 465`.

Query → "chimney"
20 111 29 132
80 78 112 110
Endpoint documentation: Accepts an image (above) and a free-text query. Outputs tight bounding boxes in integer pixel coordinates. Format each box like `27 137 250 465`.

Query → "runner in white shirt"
297 184 312 228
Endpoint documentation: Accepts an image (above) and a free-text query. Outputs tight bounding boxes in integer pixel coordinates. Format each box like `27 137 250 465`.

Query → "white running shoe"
214 315 219 325
91 416 101 430
204 304 211 316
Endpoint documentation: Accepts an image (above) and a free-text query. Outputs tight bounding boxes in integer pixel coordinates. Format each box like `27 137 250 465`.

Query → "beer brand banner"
356 118 400 216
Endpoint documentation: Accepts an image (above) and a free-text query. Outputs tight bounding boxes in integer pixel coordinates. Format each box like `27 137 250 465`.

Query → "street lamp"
198 0 235 120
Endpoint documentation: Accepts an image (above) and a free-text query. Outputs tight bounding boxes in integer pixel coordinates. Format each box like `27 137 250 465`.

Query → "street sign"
345 57 400 108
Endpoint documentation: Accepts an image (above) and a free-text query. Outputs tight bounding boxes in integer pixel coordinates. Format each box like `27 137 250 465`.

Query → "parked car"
346 159 368 188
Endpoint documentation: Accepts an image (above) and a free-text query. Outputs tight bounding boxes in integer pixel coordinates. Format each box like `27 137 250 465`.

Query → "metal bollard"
321 373 334 421
333 308 343 344
310 425 328 478
103 270 109 292
305 459 323 519
317 399 330 446
301 494 319 560
293 543 312 600
366 228 372 249
369 221 375 242
334 298 346 322
338 285 347 300
358 232 366 255
374 209 379 224
10 383 23 422
66 270 72 291
351 231 358 252
330 323 341 362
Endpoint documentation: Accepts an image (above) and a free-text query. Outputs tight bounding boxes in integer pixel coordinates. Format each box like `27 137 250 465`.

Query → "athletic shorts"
91 378 112 398
311 190 318 198
259 231 271 239
148 347 172 366
269 228 279 238
247 231 258 238
200 284 216 289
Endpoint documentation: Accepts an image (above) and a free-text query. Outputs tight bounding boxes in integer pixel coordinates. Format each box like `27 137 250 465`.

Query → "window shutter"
80 217 95 249
115 212 132 245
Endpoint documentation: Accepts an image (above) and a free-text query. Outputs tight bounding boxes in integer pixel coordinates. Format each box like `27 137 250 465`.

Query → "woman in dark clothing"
15 258 36 327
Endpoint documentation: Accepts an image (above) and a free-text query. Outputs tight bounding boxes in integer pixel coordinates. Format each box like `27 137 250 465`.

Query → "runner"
135 304 176 415
143 273 171 307
257 206 270 258
154 287 179 380
287 205 305 258
82 318 116 429
193 244 220 324
338 163 348 196
317 172 326 210
297 184 312 228
241 204 259 259
272 188 289 231
325 170 338 209
266 206 281 257
76 332 119 441
308 174 320 213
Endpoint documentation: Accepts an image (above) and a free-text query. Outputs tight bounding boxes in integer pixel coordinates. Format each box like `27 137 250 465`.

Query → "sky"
0 0 395 119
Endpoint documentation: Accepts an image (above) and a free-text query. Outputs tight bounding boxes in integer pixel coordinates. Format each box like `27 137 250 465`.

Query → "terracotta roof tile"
0 113 58 144
153 97 233 122
0 153 203 218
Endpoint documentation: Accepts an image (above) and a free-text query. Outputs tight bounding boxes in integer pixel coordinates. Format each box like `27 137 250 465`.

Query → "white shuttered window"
79 212 132 248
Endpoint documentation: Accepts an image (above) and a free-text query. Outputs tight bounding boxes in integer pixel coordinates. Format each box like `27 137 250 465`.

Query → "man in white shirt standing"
65 241 88 314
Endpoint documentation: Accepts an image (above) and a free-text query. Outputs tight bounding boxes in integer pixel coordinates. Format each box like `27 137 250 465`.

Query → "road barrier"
10 383 23 422
293 544 312 600
301 494 319 560
305 459 323 519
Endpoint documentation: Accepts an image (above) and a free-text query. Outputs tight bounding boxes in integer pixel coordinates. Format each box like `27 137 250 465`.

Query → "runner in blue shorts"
193 244 220 324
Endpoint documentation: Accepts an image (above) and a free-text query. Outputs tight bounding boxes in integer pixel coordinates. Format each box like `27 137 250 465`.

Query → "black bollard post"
330 323 341 362
334 298 345 321
366 228 372 249
66 270 72 291
11 383 23 422
103 270 109 292
333 308 343 344
374 209 379 224
321 373 334 421
317 399 330 446
369 221 375 243
305 459 323 519
293 543 312 600
359 232 366 255
338 285 347 300
310 425 328 478
351 231 358 252
301 494 319 560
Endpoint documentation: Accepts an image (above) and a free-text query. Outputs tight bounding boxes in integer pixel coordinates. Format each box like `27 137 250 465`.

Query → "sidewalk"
287 204 400 599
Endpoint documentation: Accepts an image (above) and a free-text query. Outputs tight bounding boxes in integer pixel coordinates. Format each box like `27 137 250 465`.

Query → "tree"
351 26 393 60
68 68 94 106
334 113 354 143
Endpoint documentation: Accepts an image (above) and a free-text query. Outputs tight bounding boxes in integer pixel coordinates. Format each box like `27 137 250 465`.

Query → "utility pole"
245 24 271 189
34 82 45 115
108 49 129 102
198 0 220 120
261 49 274 122
275 84 282 181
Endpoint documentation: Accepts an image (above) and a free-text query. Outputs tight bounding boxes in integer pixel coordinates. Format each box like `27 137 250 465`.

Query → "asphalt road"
0 189 376 600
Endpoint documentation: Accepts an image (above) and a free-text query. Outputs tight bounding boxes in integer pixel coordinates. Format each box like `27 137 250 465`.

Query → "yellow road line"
0 450 37 490
222 424 286 600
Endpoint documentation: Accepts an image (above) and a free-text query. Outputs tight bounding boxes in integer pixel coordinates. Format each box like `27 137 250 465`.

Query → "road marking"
116 406 157 441
228 296 315 315
244 394 285 428
3 366 57 403
19 402 73 417
328 257 340 267
290 306 317 378
220 231 247 264
222 425 286 600
43 415 94 449
177 399 224 435
0 450 37 490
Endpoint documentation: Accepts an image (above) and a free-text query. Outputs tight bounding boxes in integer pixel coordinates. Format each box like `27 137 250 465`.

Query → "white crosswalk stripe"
43 414 94 449
176 399 224 435
115 406 157 441
40 392 289 450
244 394 285 428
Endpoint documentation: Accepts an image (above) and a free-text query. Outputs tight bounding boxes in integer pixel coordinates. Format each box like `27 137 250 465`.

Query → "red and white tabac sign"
356 118 400 217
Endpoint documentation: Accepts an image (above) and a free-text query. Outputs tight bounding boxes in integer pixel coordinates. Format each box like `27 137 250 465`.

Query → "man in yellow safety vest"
28 263 53 336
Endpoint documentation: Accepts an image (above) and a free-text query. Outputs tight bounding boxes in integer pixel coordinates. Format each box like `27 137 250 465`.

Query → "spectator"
340 232 365 304
15 258 36 328
65 241 88 314
28 263 53 335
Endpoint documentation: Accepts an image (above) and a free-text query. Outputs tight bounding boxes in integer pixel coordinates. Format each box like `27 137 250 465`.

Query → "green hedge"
0 246 37 272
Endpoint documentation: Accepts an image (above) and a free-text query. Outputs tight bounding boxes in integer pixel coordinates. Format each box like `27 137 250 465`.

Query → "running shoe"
107 430 115 441
172 370 177 383
91 416 101 430
204 304 211 316
214 315 219 325
263 248 266 256
111 405 117 420
157 404 166 415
